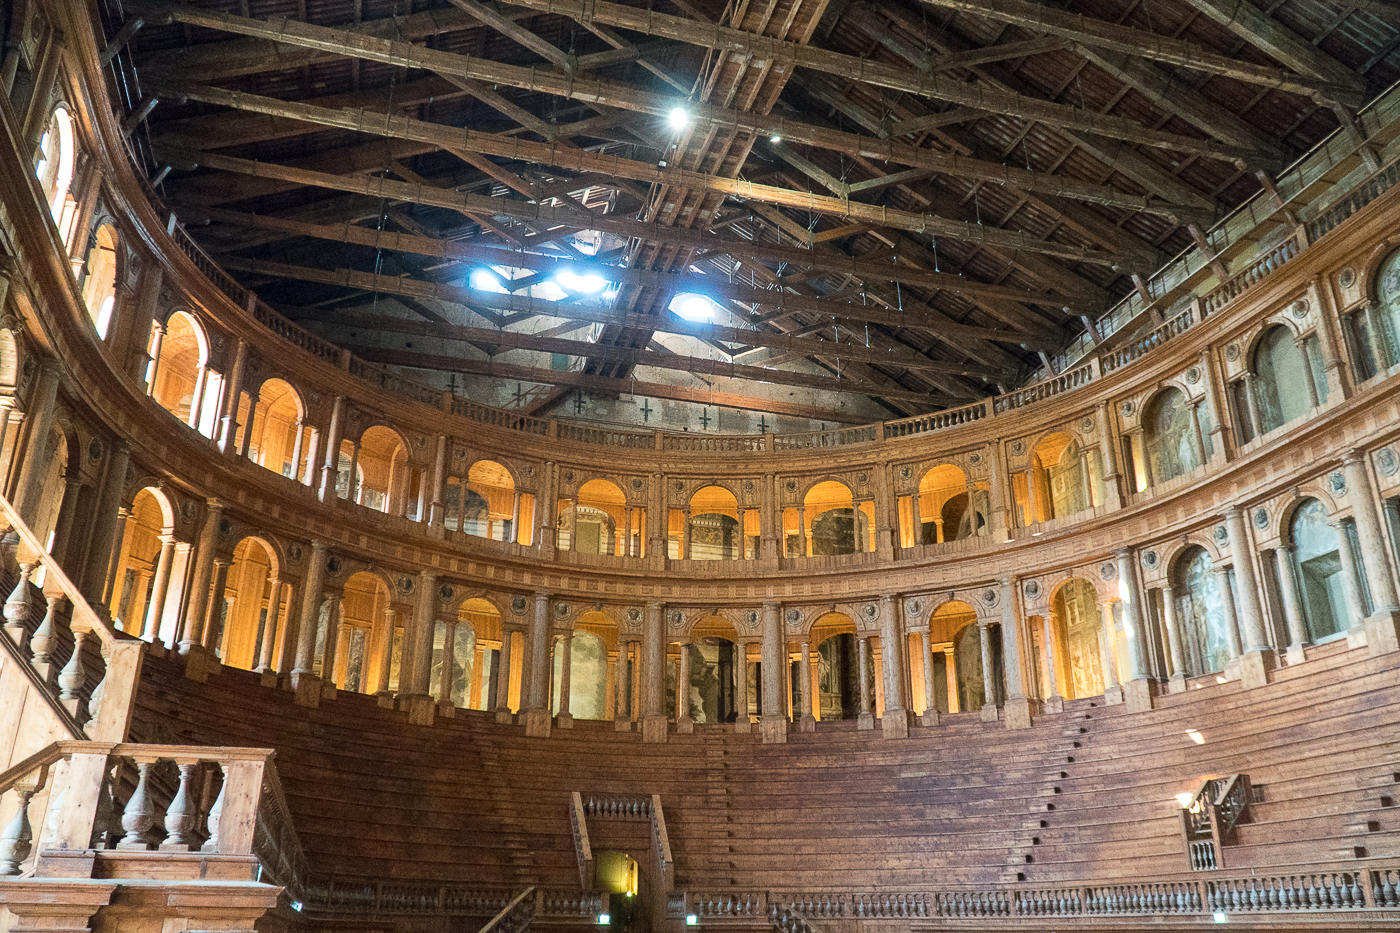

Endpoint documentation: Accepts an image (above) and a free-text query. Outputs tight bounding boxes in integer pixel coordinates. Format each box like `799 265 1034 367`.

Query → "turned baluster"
117 759 159 848
3 559 35 645
201 762 227 852
0 786 39 874
87 639 112 724
91 761 121 849
30 595 61 668
58 629 89 720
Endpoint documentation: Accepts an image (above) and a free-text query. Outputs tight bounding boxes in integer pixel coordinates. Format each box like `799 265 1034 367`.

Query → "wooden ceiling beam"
148 56 1213 224
236 270 971 403
1172 0 1361 86
866 5 1220 214
491 0 1278 164
909 0 1364 105
174 152 1101 308
337 349 887 423
134 1 1275 166
157 117 1128 265
201 207 1050 343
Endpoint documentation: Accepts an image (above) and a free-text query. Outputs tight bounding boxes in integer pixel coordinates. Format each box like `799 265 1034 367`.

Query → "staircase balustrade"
1181 774 1253 871
0 489 144 752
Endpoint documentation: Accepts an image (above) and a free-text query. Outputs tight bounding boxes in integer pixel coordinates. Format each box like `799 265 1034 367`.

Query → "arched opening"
79 223 118 339
451 460 519 542
1024 432 1090 522
1171 546 1231 676
1289 499 1349 643
906 463 983 545
1050 579 1104 699
1371 247 1400 372
107 487 168 637
445 598 502 709
676 616 739 723
1144 388 1202 484
788 480 868 556
321 571 392 694
551 613 611 720
687 486 740 560
149 312 220 437
34 107 76 233
562 479 626 555
1253 324 1312 434
244 378 310 480
810 613 859 720
353 426 413 516
218 537 280 670
29 424 70 564
928 601 980 713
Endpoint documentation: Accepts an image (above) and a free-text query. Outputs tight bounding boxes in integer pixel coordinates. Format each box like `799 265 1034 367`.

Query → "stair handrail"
570 791 594 893
651 793 672 889
477 886 536 933
0 490 119 647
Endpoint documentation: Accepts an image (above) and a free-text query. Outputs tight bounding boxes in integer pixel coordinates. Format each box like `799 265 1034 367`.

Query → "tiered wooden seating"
129 640 1400 894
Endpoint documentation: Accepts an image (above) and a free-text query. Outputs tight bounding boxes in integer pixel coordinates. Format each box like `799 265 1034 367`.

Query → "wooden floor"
129 641 1400 891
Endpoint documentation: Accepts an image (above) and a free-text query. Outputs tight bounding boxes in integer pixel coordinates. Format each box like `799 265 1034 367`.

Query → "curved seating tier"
129 643 1400 892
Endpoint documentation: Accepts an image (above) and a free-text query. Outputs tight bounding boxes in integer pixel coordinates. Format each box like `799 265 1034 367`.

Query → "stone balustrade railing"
675 868 1400 924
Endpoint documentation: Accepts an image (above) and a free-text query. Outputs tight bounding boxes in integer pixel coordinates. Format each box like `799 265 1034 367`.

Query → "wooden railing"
1180 774 1253 871
679 869 1400 923
478 886 537 933
0 490 143 746
651 793 673 888
570 792 594 893
1199 236 1300 317
0 740 275 877
302 879 602 920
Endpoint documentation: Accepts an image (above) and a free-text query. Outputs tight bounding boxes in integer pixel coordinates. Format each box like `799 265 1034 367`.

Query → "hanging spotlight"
769 134 782 143
669 107 691 131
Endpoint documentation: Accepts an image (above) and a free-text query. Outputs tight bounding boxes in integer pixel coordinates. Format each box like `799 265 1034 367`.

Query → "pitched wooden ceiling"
114 0 1400 423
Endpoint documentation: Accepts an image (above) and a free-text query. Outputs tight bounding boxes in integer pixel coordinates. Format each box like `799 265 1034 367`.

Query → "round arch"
1285 497 1351 644
150 310 212 431
1048 578 1104 700
34 106 76 223
456 459 517 542
352 425 411 515
219 536 282 671
107 486 175 640
79 222 119 339
328 570 392 695
564 478 627 555
809 612 859 720
925 601 980 714
554 609 615 721
688 485 741 560
1143 387 1203 485
1250 323 1313 434
793 480 867 556
246 378 309 480
911 463 974 544
1027 431 1089 522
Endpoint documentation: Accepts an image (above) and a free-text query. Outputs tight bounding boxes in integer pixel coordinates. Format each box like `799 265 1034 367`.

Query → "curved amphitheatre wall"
6 3 1400 729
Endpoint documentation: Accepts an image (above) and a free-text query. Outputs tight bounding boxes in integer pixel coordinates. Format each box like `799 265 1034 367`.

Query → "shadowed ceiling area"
113 0 1400 426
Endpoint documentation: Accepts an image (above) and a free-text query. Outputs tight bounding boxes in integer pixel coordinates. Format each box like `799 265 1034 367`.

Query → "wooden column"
760 602 787 742
1275 545 1310 664
642 602 667 742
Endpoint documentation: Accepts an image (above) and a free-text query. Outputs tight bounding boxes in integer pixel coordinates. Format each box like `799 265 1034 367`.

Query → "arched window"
108 487 176 642
810 613 858 720
79 223 118 339
1144 388 1201 484
562 479 626 554
432 620 476 707
148 312 220 437
1289 499 1348 642
908 464 982 545
553 616 610 720
1051 579 1103 699
1025 432 1091 522
688 485 740 560
791 480 867 556
1253 325 1312 434
954 622 986 711
34 107 76 232
355 426 411 515
1368 247 1400 373
1172 547 1231 675
458 460 517 541
219 538 280 670
245 379 308 479
455 598 502 710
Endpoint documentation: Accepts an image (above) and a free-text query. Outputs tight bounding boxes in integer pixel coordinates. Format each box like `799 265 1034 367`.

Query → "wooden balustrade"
0 489 142 749
0 740 274 879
